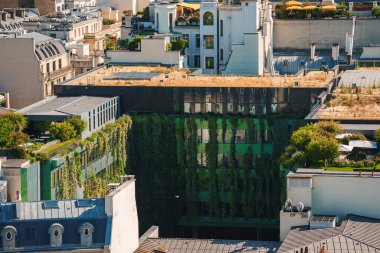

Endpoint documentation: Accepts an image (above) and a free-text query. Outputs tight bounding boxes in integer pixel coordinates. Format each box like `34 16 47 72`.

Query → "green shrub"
372 6 380 17
0 113 28 148
49 122 77 141
66 116 87 137
103 18 116 25
347 150 367 161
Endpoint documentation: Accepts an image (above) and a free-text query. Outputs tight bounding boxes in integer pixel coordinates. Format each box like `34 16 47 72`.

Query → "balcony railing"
47 66 73 80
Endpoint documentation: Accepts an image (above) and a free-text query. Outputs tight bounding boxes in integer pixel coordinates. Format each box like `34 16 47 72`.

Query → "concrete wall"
279 210 311 241
273 19 380 49
0 38 43 109
105 179 139 253
107 39 183 67
98 0 137 15
312 175 380 220
287 177 312 208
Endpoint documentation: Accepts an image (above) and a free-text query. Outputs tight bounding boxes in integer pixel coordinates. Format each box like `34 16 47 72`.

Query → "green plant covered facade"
21 116 132 201
127 114 304 239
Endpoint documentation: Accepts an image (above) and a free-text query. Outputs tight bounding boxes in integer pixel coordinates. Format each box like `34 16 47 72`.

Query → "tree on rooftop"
66 116 87 137
49 121 77 141
0 113 28 148
280 121 342 168
374 128 380 143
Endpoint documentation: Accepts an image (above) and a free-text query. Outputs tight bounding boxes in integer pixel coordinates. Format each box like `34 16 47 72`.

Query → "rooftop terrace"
62 66 335 88
310 87 380 120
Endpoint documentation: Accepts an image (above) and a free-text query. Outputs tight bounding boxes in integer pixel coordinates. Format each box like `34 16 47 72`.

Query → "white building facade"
153 0 273 76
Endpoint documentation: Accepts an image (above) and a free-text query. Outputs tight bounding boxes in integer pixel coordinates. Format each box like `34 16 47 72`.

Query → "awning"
177 3 200 10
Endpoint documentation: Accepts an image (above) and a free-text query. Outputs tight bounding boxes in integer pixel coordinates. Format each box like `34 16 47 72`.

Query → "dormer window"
1 226 17 250
78 223 94 247
49 223 64 247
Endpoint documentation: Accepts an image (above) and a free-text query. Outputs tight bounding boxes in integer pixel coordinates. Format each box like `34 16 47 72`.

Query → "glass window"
196 34 200 48
203 12 214 26
236 130 246 144
184 102 191 113
238 104 244 113
205 57 214 69
206 102 212 112
216 103 222 114
227 102 234 113
249 104 255 115
183 34 189 48
194 103 201 113
220 48 224 61
194 55 200 67
271 103 278 113
203 35 214 49
220 20 223 36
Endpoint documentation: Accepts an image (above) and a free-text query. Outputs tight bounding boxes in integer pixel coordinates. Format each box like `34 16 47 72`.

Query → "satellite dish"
297 202 304 212
284 198 293 211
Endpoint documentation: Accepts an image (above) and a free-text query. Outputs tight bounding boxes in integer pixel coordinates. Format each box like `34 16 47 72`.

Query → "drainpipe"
217 6 220 74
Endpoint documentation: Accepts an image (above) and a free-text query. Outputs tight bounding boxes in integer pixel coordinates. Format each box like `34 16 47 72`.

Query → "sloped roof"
339 144 354 152
135 238 281 253
348 140 377 149
279 214 380 253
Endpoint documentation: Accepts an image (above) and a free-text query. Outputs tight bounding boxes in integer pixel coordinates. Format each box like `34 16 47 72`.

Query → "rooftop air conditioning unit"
107 183 120 191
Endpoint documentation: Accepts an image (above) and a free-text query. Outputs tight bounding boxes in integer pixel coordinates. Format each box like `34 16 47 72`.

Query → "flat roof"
18 96 116 120
339 69 380 88
61 66 334 88
288 169 380 178
309 87 380 120
1 159 30 168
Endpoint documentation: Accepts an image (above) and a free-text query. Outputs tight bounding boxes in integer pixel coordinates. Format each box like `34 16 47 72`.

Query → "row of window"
41 59 63 74
73 21 100 38
184 102 278 114
88 98 118 132
196 129 270 144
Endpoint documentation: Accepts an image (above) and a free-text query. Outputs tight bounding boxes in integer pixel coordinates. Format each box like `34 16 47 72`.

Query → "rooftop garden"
280 121 380 172
102 18 117 25
176 4 200 25
275 1 351 19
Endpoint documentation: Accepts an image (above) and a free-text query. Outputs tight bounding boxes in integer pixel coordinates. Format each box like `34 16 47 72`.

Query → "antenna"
297 202 304 212
284 198 292 211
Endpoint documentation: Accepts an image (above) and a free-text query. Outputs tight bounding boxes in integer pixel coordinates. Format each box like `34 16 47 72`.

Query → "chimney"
5 92 10 109
310 43 316 61
332 43 339 61
16 9 25 18
301 248 304 253
1 12 7 22
305 247 308 253
10 10 15 19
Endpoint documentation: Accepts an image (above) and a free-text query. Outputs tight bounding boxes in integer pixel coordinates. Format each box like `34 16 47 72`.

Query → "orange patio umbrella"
285 0 302 6
303 5 317 10
321 5 337 11
286 6 303 10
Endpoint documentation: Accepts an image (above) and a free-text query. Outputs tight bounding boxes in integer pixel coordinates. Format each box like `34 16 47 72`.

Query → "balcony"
47 66 74 80
84 31 103 40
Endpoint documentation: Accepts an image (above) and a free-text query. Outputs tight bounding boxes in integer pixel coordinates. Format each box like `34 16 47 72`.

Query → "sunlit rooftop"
62 66 334 88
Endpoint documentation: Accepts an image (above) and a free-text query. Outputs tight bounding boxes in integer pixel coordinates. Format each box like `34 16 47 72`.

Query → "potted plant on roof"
177 16 188 25
189 16 199 25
